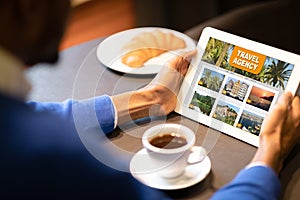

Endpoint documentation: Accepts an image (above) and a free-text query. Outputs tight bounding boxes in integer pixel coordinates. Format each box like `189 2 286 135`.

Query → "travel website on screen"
186 37 294 137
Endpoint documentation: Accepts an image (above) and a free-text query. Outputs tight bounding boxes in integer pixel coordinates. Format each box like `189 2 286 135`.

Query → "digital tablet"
175 27 300 147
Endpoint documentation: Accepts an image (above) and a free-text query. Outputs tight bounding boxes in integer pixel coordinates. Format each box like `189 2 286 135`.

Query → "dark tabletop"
26 38 300 200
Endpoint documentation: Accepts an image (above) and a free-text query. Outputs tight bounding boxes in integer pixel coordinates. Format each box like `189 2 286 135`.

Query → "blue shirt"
0 93 168 199
211 166 280 200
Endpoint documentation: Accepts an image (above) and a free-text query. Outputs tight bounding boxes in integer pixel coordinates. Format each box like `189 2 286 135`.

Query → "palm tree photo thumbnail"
262 59 293 90
198 68 225 92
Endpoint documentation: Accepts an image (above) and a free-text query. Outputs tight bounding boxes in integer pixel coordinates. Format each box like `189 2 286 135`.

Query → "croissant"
121 30 186 68
121 48 167 68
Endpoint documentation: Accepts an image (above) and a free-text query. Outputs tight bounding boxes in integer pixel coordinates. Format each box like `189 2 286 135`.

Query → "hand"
251 91 300 173
112 50 197 125
143 50 197 116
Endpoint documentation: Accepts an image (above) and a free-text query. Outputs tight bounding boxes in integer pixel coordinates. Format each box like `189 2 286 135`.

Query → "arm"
211 92 300 200
112 50 196 125
27 95 116 134
27 51 196 133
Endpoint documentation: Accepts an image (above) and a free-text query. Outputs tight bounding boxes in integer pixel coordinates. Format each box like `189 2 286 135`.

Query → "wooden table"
26 38 300 200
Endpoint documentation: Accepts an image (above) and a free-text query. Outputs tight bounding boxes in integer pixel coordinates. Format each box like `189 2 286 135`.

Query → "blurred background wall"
62 0 278 50
134 0 274 32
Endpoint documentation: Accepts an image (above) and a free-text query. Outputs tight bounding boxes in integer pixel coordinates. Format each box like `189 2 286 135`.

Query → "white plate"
129 146 211 190
96 27 196 75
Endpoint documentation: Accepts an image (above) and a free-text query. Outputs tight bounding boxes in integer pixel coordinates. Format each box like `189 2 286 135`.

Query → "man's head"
0 0 71 66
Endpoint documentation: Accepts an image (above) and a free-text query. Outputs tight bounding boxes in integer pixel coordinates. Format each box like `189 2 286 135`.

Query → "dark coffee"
149 132 188 149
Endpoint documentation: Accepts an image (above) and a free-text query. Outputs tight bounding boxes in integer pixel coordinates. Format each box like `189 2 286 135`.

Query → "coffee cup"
142 123 206 179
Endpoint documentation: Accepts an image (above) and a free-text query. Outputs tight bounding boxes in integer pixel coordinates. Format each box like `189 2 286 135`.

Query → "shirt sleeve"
26 95 117 135
210 165 280 200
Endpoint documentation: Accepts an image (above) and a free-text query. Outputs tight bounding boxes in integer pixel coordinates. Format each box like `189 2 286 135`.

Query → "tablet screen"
176 27 300 146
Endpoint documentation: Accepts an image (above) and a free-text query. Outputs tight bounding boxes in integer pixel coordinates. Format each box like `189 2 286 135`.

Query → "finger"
290 96 300 127
276 91 293 109
279 93 298 131
261 92 293 132
268 91 293 117
281 96 300 157
182 49 197 62
175 49 197 75
152 50 197 93
168 49 196 66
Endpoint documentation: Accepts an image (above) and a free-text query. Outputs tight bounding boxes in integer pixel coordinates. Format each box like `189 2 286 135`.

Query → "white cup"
142 123 206 179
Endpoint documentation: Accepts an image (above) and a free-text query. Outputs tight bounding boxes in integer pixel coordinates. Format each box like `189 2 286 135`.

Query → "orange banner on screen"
229 46 266 74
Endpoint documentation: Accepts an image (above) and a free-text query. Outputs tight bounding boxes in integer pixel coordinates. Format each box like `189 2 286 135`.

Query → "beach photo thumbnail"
212 101 240 126
246 86 275 111
198 68 225 92
222 77 249 102
189 91 216 116
236 110 264 136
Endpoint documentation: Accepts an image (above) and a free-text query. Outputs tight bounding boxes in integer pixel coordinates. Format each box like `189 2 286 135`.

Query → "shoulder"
0 95 165 199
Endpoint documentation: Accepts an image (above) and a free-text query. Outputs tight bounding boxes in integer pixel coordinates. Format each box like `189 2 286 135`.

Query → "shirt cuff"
107 96 118 129
94 95 117 134
245 161 272 170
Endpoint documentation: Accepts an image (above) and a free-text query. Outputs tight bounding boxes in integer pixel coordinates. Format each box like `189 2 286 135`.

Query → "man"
0 0 299 199
0 0 192 199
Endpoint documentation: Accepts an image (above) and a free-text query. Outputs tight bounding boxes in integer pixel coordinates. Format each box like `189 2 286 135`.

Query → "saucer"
129 146 211 190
